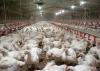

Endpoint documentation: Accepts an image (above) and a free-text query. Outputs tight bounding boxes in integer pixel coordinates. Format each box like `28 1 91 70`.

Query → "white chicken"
47 47 67 58
96 48 100 60
63 40 71 48
71 39 87 52
89 46 100 60
24 47 42 66
0 53 3 60
67 64 97 71
43 37 54 45
78 53 99 66
0 57 25 71
52 39 62 48
88 46 97 55
35 61 67 71
43 60 56 70
43 43 54 52
8 50 27 60
62 48 77 64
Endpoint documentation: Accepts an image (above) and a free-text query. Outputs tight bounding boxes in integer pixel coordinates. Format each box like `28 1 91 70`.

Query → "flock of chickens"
0 21 100 71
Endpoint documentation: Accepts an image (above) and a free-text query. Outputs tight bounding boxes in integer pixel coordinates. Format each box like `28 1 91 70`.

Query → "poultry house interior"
0 0 100 71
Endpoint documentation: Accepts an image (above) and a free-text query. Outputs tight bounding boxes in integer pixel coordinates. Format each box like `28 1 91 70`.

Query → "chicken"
78 53 99 66
43 43 53 52
89 46 100 60
53 39 62 48
62 48 77 64
35 61 67 71
0 57 25 71
63 40 71 48
71 39 87 52
96 48 100 59
88 46 97 55
47 47 67 58
8 50 27 61
67 64 97 71
43 37 54 45
24 47 42 67
43 61 56 70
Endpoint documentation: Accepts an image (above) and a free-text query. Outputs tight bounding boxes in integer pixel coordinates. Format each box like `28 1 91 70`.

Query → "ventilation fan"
34 0 45 5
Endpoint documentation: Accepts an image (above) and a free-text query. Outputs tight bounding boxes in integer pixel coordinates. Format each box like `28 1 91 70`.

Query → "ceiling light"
37 5 42 10
55 12 60 16
71 5 76 9
80 1 86 5
61 10 65 13
55 10 65 16
38 6 42 10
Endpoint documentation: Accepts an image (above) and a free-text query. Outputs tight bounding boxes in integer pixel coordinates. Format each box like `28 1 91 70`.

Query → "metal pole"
3 0 6 24
20 0 22 20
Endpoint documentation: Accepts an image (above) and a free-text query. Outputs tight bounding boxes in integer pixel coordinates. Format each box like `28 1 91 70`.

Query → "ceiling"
33 0 100 20
0 0 100 22
34 0 100 10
